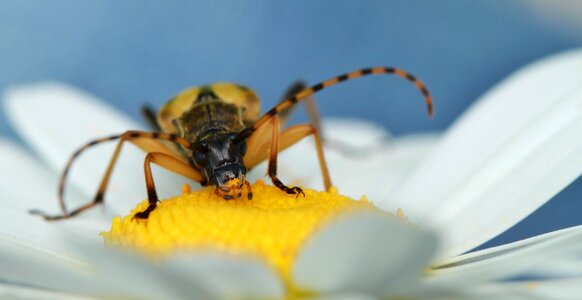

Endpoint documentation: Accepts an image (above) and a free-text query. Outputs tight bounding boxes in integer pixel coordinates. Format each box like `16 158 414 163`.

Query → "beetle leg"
267 116 304 197
134 151 202 219
245 119 331 191
33 130 203 221
281 124 331 191
244 179 253 200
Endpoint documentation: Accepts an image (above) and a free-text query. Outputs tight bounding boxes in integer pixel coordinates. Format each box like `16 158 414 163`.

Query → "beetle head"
191 132 248 199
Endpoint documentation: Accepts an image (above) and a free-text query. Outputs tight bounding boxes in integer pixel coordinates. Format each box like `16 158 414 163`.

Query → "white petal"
0 206 104 263
526 258 582 278
61 238 215 300
341 132 439 204
0 233 96 295
50 228 278 299
165 254 284 299
0 284 96 300
0 138 89 214
65 236 282 299
293 212 438 296
314 294 379 300
388 49 582 258
428 225 582 286
3 83 185 216
321 118 392 149
0 137 111 252
0 139 104 260
470 278 582 300
0 210 115 298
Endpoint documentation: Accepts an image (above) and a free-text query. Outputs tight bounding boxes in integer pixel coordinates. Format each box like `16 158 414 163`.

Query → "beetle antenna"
234 66 433 143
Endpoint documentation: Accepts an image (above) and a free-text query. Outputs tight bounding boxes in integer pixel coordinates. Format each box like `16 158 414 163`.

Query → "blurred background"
1 1 581 250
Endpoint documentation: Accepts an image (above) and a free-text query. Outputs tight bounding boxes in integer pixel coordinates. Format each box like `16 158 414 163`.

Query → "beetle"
33 66 433 220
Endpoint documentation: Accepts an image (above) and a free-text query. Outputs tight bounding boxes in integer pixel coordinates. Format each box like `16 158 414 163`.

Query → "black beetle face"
191 132 248 199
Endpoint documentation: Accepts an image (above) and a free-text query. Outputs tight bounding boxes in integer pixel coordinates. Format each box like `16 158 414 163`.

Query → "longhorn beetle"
34 67 433 220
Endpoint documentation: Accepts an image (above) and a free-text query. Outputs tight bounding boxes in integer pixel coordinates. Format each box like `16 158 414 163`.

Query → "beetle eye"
191 142 209 166
192 142 209 153
193 146 208 167
193 151 207 166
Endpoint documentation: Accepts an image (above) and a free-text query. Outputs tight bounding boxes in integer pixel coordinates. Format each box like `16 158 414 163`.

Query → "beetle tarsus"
290 186 305 198
271 176 305 197
133 205 156 220
29 209 68 221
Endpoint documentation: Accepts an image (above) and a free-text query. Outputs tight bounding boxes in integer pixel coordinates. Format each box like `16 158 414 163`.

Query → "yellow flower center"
102 180 386 287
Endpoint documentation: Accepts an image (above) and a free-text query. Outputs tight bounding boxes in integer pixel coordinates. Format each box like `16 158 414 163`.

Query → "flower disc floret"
103 180 387 284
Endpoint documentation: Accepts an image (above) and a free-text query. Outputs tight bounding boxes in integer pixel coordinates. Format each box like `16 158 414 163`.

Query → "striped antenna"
234 66 433 143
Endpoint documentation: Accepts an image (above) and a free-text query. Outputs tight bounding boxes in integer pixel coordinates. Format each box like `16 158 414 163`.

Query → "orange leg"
245 121 332 192
267 116 304 196
134 151 203 219
32 130 203 220
264 116 332 195
278 123 331 191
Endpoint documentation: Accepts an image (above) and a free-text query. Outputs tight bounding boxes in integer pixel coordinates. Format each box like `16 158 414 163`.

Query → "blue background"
1 1 581 250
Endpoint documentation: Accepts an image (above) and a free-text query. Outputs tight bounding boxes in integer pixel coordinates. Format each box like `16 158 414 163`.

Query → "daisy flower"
2 49 582 299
